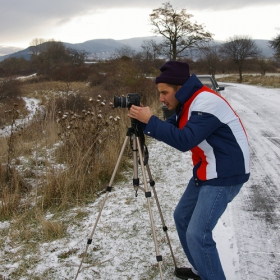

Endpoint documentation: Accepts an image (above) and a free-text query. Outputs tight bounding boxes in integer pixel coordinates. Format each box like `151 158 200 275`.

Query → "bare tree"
149 1 212 60
67 48 88 66
43 40 69 67
29 38 47 56
257 57 274 76
219 35 262 82
141 39 161 61
269 29 280 59
113 45 136 60
198 43 220 78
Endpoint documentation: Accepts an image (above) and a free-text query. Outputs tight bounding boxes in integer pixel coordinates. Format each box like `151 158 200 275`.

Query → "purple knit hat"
155 60 190 85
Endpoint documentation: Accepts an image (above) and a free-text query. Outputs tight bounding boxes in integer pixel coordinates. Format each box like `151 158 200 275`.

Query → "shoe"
174 267 201 279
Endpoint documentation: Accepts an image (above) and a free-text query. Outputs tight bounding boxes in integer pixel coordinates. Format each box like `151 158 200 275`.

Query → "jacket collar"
175 74 203 105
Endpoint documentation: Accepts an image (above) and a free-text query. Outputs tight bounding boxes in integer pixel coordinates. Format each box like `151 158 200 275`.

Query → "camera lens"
114 96 127 108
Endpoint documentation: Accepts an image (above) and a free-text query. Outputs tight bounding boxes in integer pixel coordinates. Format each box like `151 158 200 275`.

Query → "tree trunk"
172 42 177 60
238 65 243 83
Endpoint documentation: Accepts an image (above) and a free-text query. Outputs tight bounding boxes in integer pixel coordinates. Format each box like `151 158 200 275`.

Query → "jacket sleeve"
140 112 177 133
143 112 222 152
165 113 177 125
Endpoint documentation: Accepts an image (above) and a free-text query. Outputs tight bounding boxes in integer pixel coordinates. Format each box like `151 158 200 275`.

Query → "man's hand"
127 105 153 124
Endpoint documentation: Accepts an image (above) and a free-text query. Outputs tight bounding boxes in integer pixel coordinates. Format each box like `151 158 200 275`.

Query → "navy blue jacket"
143 74 250 186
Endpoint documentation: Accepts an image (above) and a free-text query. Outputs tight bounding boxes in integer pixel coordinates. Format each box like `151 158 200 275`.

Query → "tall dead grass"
41 106 129 209
0 79 155 220
217 73 280 88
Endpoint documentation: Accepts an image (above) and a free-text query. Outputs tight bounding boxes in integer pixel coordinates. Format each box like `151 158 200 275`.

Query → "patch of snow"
16 73 37 80
0 97 40 137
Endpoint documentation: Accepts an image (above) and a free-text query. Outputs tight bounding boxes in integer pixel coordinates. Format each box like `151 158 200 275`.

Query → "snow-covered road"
220 83 280 279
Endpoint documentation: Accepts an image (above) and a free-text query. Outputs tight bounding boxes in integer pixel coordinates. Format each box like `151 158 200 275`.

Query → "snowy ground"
220 83 280 280
0 97 40 137
1 83 280 279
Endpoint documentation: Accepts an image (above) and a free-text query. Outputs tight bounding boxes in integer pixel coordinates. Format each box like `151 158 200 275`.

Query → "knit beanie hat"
155 60 190 85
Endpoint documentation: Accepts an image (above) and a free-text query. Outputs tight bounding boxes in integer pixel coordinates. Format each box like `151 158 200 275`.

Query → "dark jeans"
174 177 243 280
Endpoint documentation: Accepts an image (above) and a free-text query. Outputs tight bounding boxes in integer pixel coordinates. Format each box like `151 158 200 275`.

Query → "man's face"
157 83 180 111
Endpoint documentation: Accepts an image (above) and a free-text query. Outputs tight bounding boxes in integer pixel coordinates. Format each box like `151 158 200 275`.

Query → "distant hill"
118 36 163 49
0 37 274 62
0 47 32 61
0 38 126 61
64 39 124 54
254 39 273 57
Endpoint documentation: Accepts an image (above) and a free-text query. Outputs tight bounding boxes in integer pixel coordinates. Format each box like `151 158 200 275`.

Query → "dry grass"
0 79 152 224
2 109 129 211
40 216 66 241
21 80 89 97
217 73 280 88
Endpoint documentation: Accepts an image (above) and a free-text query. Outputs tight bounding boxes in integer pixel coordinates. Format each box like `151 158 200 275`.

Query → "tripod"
75 118 177 280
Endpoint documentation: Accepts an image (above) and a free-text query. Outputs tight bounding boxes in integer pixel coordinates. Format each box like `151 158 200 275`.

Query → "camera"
114 93 141 108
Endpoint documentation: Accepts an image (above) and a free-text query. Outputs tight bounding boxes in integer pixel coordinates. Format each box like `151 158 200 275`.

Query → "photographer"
127 61 250 280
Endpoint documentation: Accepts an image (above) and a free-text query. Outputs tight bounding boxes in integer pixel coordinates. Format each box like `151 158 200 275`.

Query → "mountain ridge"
0 37 274 61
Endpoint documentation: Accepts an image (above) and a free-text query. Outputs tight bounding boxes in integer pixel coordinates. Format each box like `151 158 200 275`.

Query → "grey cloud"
2 0 279 27
1 0 278 44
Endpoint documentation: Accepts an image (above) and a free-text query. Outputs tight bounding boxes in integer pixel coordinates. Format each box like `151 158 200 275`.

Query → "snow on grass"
0 97 40 137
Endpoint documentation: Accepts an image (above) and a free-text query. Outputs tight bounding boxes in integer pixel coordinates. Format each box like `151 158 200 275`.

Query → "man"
128 61 250 280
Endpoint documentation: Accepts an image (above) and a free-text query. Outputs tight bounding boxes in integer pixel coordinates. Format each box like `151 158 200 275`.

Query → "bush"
40 96 128 208
0 79 26 127
50 64 89 81
0 78 22 101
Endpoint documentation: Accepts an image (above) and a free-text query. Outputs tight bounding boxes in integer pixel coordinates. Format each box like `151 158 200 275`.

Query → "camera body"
114 93 141 108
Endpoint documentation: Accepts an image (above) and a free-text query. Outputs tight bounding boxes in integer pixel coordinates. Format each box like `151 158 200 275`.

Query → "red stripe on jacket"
178 86 219 181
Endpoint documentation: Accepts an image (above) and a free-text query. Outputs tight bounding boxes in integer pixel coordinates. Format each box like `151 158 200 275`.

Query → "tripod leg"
135 136 164 280
74 136 130 280
146 163 178 268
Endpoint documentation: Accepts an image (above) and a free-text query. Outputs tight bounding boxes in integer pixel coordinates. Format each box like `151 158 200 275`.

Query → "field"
216 73 280 88
0 74 280 279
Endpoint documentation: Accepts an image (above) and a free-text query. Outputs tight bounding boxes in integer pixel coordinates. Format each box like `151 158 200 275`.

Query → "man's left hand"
128 105 152 124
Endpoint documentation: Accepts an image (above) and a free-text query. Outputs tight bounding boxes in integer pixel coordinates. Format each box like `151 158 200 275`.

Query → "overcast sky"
1 0 279 48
